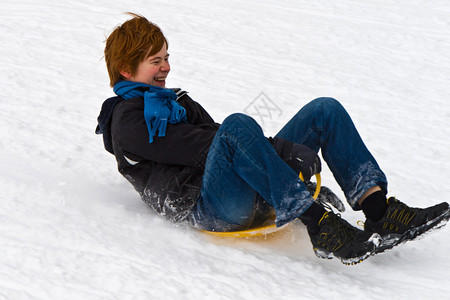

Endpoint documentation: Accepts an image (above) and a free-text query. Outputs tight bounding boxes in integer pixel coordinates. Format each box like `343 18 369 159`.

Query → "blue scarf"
113 81 187 143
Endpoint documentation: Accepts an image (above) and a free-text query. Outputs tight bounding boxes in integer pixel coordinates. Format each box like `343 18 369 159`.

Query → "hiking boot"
307 211 380 265
364 197 450 253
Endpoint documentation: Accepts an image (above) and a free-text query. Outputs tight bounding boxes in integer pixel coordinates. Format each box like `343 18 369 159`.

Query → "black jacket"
96 89 220 223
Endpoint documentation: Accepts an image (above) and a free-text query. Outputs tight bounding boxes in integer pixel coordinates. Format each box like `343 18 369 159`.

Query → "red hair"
104 13 168 87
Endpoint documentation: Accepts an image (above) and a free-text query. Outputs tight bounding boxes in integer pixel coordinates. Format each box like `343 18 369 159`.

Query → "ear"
120 69 132 79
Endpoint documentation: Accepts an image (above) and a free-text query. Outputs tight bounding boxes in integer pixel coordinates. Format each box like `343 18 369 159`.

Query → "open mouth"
154 77 166 83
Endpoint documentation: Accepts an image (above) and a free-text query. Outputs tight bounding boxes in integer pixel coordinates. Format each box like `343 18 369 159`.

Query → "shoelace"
357 198 418 231
383 198 418 231
318 212 356 251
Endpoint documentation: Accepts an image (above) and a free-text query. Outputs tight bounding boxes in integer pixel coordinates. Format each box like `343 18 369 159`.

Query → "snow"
1 0 450 299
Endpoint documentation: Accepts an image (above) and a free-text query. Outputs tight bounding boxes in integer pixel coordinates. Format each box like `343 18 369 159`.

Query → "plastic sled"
202 173 321 238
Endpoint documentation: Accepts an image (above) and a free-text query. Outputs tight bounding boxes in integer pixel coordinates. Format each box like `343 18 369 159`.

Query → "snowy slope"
1 0 450 299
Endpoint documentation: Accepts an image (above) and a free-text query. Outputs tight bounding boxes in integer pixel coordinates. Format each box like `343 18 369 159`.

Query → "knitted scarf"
113 80 187 143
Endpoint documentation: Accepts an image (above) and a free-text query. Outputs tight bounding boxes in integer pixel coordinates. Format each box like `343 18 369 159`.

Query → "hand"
289 143 321 181
304 181 346 212
269 137 321 181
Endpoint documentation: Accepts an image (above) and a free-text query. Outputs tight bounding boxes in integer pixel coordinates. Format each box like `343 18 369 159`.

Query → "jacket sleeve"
111 97 219 169
178 92 216 125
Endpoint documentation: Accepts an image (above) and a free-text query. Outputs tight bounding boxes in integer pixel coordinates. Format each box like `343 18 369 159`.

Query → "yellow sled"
202 173 321 238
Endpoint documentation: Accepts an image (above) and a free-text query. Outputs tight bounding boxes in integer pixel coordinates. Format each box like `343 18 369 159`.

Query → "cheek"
135 66 157 82
146 66 161 78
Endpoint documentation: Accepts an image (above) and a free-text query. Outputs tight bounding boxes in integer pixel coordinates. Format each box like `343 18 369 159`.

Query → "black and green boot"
364 197 450 253
307 211 381 265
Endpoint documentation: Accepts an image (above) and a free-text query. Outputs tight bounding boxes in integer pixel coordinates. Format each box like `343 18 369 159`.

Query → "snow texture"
1 0 450 299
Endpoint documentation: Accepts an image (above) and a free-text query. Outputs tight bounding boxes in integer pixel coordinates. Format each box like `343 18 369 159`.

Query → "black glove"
304 181 345 212
269 137 321 181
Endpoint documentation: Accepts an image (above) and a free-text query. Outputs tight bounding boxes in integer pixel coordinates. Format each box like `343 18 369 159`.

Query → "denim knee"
308 97 344 115
222 113 257 127
220 113 263 138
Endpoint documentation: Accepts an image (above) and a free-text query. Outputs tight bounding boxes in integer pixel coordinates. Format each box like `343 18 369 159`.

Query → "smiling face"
120 42 170 88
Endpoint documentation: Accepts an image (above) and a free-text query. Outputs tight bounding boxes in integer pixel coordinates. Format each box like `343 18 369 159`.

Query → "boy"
96 13 450 265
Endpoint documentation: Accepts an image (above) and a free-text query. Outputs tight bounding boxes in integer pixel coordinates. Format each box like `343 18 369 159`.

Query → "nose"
161 60 170 72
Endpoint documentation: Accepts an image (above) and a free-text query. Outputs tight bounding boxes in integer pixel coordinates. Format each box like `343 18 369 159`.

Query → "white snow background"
1 0 450 299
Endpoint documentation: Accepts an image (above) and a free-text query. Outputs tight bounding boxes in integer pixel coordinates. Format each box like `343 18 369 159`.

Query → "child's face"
127 43 170 88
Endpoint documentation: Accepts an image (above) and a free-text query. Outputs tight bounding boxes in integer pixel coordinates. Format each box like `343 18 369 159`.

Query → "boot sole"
313 233 381 265
375 207 450 254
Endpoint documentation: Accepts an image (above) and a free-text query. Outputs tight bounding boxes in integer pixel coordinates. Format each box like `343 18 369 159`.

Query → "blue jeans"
189 98 388 231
